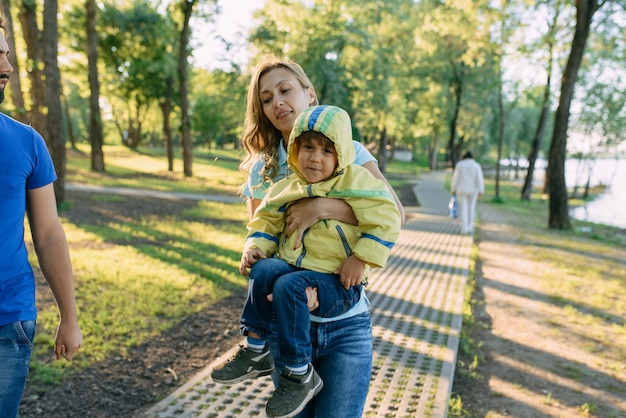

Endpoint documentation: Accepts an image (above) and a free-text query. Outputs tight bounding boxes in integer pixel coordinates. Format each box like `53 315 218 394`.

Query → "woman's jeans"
270 312 373 418
0 320 36 418
240 257 362 367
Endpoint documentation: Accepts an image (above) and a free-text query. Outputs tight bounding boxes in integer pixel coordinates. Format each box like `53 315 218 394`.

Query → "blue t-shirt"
242 139 376 200
0 113 56 326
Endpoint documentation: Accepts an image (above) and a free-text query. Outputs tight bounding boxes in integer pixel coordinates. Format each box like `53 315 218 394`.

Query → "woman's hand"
239 248 266 276
286 198 357 248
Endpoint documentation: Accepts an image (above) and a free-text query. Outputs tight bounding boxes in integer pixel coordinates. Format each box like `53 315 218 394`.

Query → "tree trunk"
547 0 600 229
582 173 591 199
447 75 462 168
542 162 550 195
429 122 439 170
495 75 505 200
160 75 174 172
178 0 195 177
521 60 552 201
18 0 46 136
0 0 27 122
378 126 388 174
42 0 65 204
63 96 77 149
86 0 105 172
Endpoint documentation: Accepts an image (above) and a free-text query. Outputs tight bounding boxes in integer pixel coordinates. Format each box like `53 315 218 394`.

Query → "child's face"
296 135 338 183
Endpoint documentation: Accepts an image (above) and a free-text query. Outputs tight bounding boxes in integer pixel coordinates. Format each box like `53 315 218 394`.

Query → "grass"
27 144 251 388
66 143 245 196
483 179 626 367
450 174 626 417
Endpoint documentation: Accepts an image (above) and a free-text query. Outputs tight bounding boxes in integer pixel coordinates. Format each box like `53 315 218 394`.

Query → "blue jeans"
270 312 373 418
240 257 362 367
0 320 36 418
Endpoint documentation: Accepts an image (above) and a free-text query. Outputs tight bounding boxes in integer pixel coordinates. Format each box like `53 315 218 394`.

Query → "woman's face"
259 67 315 141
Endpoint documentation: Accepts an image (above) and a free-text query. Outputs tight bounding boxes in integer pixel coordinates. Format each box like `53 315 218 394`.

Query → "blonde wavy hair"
239 55 319 192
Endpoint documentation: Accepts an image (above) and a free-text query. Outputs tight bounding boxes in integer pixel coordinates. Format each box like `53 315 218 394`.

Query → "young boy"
211 105 401 417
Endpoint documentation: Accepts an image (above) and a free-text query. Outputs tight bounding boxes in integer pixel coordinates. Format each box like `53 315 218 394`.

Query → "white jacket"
451 158 484 195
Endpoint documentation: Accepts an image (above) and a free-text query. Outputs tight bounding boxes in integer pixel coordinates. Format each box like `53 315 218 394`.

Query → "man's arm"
26 184 82 361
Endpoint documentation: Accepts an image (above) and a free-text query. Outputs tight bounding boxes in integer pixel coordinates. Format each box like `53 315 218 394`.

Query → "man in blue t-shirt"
0 18 82 418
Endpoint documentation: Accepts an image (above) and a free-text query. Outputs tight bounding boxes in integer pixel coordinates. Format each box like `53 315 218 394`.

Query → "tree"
18 0 47 136
160 74 175 171
546 0 606 229
13 0 67 203
0 0 26 122
177 0 195 177
521 2 561 201
86 0 104 172
96 2 178 149
416 0 496 168
190 68 246 149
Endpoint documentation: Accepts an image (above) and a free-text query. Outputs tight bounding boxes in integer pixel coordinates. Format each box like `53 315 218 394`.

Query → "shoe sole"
210 367 274 385
266 378 324 418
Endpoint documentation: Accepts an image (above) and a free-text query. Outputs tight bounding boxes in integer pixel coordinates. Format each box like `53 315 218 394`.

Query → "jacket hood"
287 105 355 180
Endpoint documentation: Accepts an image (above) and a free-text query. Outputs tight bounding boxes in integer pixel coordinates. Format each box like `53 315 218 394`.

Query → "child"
211 105 401 418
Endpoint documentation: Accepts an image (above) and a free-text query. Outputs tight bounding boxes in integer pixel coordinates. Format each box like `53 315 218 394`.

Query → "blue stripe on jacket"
361 233 395 249
248 231 279 245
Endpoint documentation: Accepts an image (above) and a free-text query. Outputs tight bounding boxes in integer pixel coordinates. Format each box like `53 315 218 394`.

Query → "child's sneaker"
210 343 274 384
265 364 323 418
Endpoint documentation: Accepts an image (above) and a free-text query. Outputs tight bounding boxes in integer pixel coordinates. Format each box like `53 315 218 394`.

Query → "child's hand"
239 248 266 276
266 286 319 312
334 255 366 289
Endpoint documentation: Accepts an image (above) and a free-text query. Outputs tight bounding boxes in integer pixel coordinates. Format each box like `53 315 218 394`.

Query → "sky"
190 0 262 71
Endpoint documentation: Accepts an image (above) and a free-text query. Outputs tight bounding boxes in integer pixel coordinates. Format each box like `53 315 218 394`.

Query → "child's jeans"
239 257 362 367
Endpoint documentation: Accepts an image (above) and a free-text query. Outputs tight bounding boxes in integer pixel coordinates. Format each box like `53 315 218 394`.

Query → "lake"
501 158 625 229
567 158 626 229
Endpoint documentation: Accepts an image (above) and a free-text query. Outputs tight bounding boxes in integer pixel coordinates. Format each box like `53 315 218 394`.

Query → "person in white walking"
451 151 484 235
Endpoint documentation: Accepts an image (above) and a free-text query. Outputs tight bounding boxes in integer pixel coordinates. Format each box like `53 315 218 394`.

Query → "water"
501 158 626 229
567 158 626 229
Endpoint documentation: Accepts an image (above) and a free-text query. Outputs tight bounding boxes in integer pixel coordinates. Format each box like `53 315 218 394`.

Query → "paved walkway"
138 169 472 418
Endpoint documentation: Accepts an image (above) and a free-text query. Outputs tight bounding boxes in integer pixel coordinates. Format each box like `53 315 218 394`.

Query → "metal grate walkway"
141 170 471 418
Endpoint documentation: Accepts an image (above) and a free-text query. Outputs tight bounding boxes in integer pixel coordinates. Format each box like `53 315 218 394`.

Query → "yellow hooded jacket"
244 105 401 278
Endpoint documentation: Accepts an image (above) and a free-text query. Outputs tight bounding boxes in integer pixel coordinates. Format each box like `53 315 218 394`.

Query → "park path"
134 169 472 418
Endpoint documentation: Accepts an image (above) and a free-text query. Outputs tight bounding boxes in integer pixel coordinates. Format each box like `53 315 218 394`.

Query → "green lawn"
29 145 250 387
65 144 246 196
451 175 626 417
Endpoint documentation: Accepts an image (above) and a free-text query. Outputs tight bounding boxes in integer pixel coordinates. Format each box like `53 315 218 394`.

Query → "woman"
451 151 484 235
239 55 404 417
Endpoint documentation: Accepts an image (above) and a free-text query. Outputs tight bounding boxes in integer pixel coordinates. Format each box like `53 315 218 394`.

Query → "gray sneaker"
210 343 274 384
265 364 323 418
